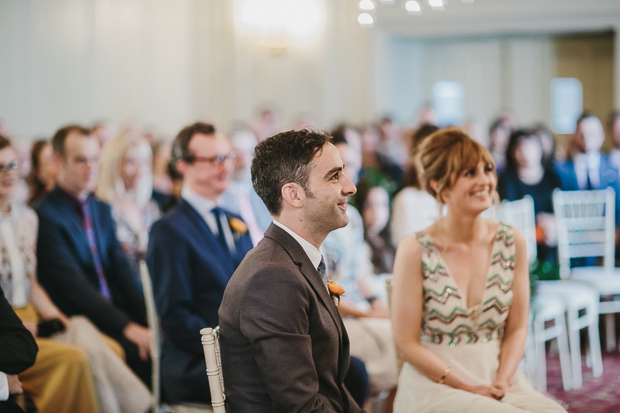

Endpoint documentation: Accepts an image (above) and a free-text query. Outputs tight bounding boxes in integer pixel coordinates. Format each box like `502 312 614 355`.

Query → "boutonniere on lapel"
229 217 248 240
327 281 345 307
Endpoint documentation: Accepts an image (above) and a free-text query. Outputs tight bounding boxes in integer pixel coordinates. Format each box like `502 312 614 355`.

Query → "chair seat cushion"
570 268 620 296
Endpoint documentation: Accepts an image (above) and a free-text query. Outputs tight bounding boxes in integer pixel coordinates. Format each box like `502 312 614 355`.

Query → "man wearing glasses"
146 122 253 405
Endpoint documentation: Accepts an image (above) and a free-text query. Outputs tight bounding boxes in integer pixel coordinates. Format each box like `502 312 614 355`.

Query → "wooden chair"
554 188 620 352
200 327 226 413
498 196 574 391
139 261 214 413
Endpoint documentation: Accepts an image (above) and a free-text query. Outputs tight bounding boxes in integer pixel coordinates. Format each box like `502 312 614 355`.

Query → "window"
551 78 583 134
432 81 465 127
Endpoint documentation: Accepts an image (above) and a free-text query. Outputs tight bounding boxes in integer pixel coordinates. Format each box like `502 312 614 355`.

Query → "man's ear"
175 159 187 176
281 182 304 209
52 152 63 168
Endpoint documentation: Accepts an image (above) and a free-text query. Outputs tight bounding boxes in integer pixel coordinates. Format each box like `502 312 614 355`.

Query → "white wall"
374 35 557 128
0 0 374 139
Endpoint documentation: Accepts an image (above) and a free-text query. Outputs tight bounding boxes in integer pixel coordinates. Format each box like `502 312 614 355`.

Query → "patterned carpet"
546 351 620 413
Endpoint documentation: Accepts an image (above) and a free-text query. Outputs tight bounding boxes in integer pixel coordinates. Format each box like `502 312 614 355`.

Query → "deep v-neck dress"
394 223 567 413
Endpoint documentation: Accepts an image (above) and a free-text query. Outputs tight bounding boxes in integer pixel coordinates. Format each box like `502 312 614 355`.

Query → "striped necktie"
81 201 111 300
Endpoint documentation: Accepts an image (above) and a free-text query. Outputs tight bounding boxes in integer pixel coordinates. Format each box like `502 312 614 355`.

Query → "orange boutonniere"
229 217 248 236
327 281 345 306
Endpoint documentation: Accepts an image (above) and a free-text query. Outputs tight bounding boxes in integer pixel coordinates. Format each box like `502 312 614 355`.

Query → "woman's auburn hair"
418 127 495 204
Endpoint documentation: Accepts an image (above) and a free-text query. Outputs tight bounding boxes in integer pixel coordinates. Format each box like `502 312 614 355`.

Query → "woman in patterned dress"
391 128 566 412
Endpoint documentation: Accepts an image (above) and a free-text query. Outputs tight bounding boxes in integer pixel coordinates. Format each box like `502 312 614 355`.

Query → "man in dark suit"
219 129 363 412
36 125 151 384
146 122 253 404
0 285 38 413
554 113 620 221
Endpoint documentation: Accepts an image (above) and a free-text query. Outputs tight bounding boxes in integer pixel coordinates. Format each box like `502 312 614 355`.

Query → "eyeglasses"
184 153 237 165
0 161 18 173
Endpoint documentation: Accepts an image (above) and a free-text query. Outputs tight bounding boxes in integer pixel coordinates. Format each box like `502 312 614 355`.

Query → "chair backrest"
139 260 162 412
498 195 537 265
553 188 616 279
200 327 226 413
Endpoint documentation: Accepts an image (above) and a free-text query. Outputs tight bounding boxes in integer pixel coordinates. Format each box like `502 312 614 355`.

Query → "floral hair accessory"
327 281 345 306
229 217 248 235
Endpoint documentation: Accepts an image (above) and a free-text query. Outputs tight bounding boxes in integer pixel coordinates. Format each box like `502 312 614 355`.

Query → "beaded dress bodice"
417 224 515 347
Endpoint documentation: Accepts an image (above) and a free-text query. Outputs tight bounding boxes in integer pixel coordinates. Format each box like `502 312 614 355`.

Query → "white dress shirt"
272 220 327 291
0 373 8 401
574 152 601 189
181 186 237 255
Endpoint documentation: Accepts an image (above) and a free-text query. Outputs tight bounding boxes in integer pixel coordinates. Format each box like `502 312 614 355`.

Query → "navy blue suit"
146 199 253 404
36 187 149 383
554 155 620 223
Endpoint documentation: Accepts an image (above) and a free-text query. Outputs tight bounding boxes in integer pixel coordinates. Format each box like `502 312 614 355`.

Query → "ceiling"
371 0 620 38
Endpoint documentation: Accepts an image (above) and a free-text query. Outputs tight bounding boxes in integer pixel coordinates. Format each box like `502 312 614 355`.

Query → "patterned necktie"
212 207 233 259
317 257 327 285
81 201 111 300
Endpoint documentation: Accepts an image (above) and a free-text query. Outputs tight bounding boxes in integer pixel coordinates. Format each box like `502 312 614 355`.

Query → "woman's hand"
467 384 505 400
491 376 510 395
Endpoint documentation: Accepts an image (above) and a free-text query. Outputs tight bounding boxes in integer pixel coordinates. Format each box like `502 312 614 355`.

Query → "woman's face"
514 137 542 169
121 148 150 191
37 143 57 187
443 160 496 214
363 186 390 234
0 147 19 200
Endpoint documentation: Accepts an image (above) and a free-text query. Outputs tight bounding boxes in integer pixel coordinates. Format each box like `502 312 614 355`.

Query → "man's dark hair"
0 134 11 151
51 125 91 156
171 122 216 166
251 129 332 216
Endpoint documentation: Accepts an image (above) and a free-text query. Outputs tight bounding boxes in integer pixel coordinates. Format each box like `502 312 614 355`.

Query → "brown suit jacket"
219 223 362 413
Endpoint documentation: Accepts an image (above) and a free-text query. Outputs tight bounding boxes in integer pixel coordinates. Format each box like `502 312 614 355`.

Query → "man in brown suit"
219 129 362 412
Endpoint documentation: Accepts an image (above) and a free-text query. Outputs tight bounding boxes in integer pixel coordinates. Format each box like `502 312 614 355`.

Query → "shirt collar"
272 220 322 269
181 185 218 216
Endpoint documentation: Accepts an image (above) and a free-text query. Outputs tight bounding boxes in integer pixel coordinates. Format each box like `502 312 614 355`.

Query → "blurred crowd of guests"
0 106 619 411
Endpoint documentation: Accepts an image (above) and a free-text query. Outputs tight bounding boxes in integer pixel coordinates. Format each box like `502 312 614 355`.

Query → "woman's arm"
30 277 68 326
492 228 530 392
392 236 501 399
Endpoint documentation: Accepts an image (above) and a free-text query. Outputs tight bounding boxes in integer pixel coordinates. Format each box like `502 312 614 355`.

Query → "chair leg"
555 315 573 391
605 313 616 353
587 318 604 378
566 310 583 389
535 330 547 391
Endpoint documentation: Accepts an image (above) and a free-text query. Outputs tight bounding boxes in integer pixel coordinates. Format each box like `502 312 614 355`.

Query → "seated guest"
488 117 513 175
554 113 620 222
0 284 38 413
220 129 272 244
499 129 562 263
608 111 620 173
26 140 56 207
392 128 566 412
146 122 253 405
97 134 161 278
0 134 100 413
151 139 173 209
390 124 441 246
35 125 151 386
219 129 362 412
354 180 395 275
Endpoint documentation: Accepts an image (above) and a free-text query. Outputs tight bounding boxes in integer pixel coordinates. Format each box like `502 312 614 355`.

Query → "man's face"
303 143 357 234
577 117 605 153
178 133 234 201
56 133 100 197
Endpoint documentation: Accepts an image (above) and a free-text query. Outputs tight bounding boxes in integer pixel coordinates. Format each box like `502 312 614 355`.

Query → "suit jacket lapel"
178 200 236 277
264 224 344 346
